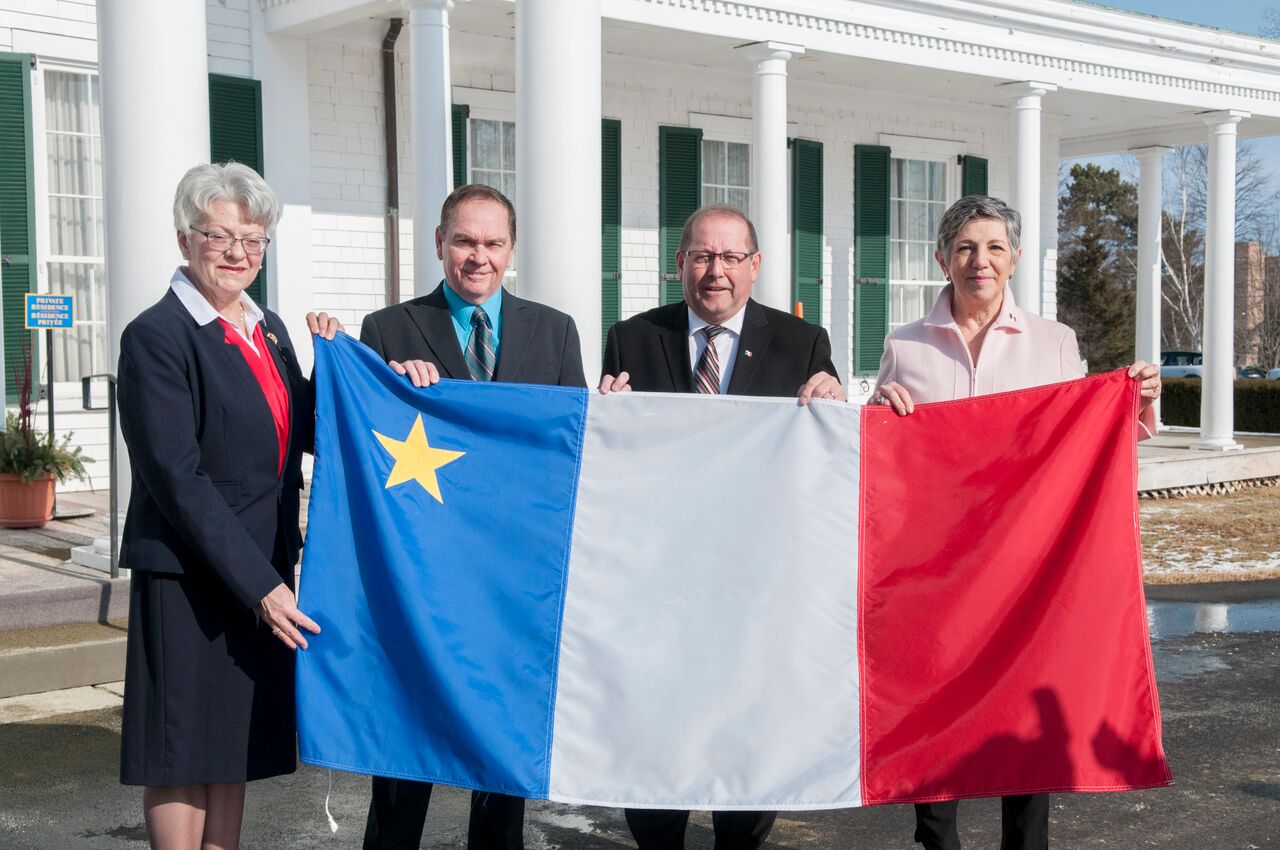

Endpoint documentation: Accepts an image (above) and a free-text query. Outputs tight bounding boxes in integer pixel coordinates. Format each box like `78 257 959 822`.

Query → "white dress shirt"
687 305 746 394
170 267 265 353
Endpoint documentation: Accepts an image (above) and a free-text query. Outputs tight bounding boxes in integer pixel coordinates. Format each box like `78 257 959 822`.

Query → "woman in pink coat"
872 195 1160 850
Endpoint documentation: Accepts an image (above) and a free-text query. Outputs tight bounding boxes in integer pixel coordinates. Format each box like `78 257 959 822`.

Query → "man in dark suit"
357 183 586 850
599 203 844 850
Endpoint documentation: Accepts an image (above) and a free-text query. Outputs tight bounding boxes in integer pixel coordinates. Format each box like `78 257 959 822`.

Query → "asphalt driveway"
1 581 1277 849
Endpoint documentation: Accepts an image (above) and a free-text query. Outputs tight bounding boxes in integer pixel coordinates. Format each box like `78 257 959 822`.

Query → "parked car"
1159 355 1268 379
1160 350 1202 379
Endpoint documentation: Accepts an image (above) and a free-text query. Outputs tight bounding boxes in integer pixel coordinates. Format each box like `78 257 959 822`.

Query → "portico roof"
264 0 1280 154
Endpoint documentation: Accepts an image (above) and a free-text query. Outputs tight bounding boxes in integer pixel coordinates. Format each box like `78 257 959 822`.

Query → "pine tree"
1058 225 1134 370
1057 164 1138 371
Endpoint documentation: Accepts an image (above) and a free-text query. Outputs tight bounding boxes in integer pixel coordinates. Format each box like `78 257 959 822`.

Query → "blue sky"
1074 1 1280 175
1088 0 1272 37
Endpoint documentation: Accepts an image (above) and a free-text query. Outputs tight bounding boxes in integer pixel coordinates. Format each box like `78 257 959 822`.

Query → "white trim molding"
599 0 1280 115
878 133 968 161
265 0 1280 115
453 85 515 119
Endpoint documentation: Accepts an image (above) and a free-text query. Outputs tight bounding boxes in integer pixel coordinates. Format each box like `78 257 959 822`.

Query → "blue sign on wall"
25 293 74 330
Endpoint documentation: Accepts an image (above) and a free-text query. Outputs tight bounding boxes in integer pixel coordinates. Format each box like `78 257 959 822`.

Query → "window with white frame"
469 118 516 203
43 68 107 383
701 139 750 214
466 115 518 285
889 157 951 330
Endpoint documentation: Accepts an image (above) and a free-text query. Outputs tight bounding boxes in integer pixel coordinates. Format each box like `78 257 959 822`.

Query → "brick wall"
207 0 252 78
0 1 251 70
0 0 96 61
1236 241 1266 365
307 37 414 330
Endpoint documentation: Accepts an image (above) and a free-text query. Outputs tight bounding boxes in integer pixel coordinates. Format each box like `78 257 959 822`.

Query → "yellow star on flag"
372 415 466 504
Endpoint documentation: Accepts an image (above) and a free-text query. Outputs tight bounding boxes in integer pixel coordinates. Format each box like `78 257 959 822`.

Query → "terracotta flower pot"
0 472 56 528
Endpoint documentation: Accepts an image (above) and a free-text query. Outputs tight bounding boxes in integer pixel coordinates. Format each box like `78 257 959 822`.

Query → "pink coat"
876 285 1154 437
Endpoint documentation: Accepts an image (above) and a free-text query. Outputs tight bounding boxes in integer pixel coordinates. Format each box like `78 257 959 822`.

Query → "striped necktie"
694 324 727 394
465 306 496 382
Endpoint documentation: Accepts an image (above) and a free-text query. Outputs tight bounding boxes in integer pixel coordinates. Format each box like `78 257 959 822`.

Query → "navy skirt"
119 568 296 786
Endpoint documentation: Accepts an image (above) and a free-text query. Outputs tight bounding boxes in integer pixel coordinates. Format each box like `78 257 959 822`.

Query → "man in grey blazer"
359 184 586 850
360 184 585 389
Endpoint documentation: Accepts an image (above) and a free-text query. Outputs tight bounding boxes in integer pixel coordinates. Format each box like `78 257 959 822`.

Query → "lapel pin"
745 350 753 358
267 332 279 345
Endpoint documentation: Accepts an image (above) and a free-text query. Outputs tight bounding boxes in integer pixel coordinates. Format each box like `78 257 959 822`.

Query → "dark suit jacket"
359 282 586 387
601 299 839 396
118 289 314 610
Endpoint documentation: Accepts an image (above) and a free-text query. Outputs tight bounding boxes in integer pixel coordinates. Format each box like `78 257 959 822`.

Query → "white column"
91 0 209 572
99 0 209 362
1003 81 1056 316
1132 145 1170 431
516 0 601 377
737 41 803 314
251 7 315 375
1194 110 1249 451
407 0 455 297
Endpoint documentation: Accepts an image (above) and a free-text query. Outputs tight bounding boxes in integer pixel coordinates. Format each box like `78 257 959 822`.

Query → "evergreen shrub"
1160 377 1280 434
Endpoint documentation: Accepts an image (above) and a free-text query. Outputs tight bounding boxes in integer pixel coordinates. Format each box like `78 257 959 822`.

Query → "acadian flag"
296 334 1171 809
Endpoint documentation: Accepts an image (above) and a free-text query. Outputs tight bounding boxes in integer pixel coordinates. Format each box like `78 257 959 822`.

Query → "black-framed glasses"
192 228 271 255
683 250 755 269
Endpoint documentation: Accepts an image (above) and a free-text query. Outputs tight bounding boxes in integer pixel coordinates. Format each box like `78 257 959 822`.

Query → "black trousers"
363 777 525 850
624 808 776 850
913 795 1050 850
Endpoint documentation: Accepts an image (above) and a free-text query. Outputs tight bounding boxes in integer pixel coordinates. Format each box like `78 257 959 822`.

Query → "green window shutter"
961 154 988 197
601 118 622 347
208 74 266 304
209 74 263 171
658 125 701 305
790 138 823 326
854 144 891 376
452 103 469 190
0 53 36 401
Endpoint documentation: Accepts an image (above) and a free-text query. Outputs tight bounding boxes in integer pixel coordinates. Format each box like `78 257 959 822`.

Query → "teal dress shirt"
441 281 503 366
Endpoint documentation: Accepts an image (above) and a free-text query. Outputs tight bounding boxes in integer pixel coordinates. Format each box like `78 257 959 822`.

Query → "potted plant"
0 352 90 527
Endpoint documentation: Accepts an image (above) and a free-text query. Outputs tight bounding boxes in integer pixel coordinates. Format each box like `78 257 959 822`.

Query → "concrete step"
0 577 129 632
0 491 126 633
0 621 127 699
0 681 124 724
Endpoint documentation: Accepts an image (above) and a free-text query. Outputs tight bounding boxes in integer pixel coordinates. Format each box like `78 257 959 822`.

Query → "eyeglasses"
192 229 271 255
683 250 755 269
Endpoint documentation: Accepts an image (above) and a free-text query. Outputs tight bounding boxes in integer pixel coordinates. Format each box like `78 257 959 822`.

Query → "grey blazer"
359 282 586 388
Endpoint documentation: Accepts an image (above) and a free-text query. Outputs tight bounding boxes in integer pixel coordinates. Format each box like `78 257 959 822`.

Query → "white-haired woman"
873 194 1160 850
117 162 336 849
